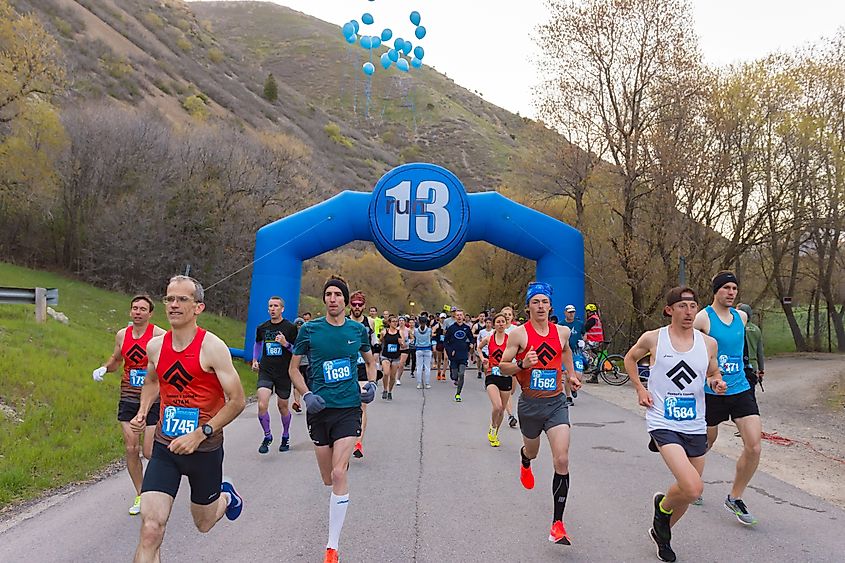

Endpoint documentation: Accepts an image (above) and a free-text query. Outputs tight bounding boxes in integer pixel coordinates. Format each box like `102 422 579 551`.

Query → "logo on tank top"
490 348 503 362
126 344 146 363
667 360 697 390
535 342 556 365
162 361 194 392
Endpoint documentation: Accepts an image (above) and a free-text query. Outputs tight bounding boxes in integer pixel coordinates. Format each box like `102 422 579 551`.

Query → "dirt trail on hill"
584 353 845 508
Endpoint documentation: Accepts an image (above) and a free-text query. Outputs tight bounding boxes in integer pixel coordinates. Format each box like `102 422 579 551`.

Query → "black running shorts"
648 429 707 458
485 374 513 392
257 371 292 399
307 406 362 447
141 441 223 505
517 394 570 439
118 400 160 425
705 389 759 427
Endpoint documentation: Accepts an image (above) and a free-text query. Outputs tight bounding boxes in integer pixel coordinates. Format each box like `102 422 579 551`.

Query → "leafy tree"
263 73 278 102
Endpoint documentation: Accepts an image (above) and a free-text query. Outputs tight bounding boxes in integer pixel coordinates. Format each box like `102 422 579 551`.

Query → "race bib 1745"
161 406 200 437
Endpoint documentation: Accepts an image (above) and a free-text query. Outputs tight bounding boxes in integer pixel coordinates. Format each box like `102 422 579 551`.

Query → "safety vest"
585 313 604 342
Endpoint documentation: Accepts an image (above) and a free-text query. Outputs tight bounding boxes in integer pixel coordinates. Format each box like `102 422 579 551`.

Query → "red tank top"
515 321 564 398
487 332 508 376
155 328 225 451
120 324 156 401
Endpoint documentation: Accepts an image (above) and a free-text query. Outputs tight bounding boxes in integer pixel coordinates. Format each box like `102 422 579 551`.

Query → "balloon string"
507 217 650 319
204 216 332 292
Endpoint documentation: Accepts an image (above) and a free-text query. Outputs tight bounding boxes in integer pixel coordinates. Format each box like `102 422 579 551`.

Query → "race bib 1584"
664 396 696 421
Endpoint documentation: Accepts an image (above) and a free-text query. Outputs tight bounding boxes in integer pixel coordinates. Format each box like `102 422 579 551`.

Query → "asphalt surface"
2 368 844 562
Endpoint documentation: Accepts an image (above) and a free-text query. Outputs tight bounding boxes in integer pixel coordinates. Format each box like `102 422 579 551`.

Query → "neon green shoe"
129 495 141 516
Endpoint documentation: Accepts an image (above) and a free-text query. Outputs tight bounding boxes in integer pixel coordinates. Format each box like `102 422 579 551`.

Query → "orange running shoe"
324 548 339 563
353 441 363 459
549 520 571 545
520 463 534 489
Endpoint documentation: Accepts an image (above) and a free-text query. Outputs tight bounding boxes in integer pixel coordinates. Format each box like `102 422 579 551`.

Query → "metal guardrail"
0 287 59 305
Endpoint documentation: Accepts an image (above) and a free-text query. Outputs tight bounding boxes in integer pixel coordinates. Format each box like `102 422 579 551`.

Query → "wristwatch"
201 423 214 439
516 359 524 370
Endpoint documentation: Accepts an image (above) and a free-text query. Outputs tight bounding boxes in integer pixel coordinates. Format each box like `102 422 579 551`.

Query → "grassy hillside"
0 262 254 509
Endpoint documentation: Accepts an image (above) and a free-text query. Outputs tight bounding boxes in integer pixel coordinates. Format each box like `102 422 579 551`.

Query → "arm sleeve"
584 317 596 332
253 341 262 360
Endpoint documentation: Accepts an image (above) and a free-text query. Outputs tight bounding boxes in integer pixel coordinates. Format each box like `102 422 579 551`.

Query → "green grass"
759 305 840 355
0 262 254 509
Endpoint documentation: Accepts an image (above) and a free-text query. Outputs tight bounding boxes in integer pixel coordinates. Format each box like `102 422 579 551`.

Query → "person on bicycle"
583 304 604 382
561 305 584 404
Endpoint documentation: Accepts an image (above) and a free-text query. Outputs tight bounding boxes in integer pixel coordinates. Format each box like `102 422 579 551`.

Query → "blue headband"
526 282 553 305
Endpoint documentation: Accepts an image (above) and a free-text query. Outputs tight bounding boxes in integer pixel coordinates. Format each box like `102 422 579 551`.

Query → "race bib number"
573 355 584 372
718 354 742 375
439 335 445 342
357 353 365 365
386 343 398 353
161 406 200 437
265 341 283 356
129 369 146 387
323 358 353 383
664 396 696 421
491 366 502 377
529 369 558 391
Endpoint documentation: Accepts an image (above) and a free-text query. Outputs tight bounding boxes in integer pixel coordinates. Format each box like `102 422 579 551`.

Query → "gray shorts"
518 394 570 439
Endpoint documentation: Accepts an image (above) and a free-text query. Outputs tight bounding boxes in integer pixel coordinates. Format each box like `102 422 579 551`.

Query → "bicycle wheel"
598 354 629 385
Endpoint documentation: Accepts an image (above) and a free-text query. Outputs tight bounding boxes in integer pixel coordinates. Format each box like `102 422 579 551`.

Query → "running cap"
564 304 576 313
712 271 738 294
526 281 553 305
664 286 697 317
323 275 349 305
439 312 447 318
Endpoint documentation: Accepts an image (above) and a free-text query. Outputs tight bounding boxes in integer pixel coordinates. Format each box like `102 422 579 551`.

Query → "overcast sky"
198 1 845 118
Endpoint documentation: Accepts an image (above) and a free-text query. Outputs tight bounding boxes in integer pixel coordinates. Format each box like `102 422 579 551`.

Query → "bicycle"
581 341 628 385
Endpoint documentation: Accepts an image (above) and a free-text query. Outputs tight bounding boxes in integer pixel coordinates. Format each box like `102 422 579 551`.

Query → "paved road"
2 369 844 562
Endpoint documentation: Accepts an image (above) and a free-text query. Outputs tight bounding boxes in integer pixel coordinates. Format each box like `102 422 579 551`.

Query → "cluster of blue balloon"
341 10 427 77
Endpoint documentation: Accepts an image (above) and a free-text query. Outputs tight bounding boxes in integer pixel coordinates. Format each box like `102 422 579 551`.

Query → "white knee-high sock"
327 493 349 550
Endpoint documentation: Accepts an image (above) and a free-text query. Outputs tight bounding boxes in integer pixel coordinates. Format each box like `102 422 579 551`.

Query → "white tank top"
645 327 709 434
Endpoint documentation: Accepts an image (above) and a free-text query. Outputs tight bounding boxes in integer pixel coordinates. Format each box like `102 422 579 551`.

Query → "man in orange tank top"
129 276 246 563
499 281 580 547
92 295 166 516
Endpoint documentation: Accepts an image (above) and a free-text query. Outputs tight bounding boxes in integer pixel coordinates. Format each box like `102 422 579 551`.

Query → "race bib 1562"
529 369 558 391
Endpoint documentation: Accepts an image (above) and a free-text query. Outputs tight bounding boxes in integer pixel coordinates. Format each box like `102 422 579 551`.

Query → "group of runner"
92 268 763 562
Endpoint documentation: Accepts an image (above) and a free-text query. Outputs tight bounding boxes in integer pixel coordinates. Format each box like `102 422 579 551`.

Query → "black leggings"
450 361 467 393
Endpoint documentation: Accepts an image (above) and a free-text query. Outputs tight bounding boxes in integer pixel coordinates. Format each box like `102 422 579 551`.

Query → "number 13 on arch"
369 163 471 271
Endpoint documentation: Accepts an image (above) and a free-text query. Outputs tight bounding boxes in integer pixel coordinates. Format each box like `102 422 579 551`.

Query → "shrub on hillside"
324 122 353 148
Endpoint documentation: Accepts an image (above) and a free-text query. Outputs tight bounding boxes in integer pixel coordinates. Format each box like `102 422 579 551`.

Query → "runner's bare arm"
130 336 162 433
692 310 710 333
103 329 125 372
498 326 528 375
289 354 309 396
703 335 727 394
479 334 491 350
362 350 378 383
558 325 580 390
152 325 166 337
625 330 657 407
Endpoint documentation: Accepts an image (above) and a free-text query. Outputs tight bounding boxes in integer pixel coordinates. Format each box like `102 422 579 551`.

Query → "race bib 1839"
529 369 558 391
664 396 696 421
161 406 200 437
129 369 146 387
323 358 353 383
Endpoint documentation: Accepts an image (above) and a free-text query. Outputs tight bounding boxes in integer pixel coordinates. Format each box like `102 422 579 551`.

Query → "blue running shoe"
221 479 243 521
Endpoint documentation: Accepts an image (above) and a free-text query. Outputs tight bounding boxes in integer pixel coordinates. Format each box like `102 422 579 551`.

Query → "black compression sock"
520 446 531 468
552 472 569 522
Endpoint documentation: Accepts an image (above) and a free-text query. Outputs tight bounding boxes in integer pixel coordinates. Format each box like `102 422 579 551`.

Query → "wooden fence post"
35 287 47 323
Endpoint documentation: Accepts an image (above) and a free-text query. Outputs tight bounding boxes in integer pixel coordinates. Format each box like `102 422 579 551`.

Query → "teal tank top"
704 306 750 395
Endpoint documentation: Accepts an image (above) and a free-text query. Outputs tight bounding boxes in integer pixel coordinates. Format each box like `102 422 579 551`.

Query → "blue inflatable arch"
239 164 583 359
